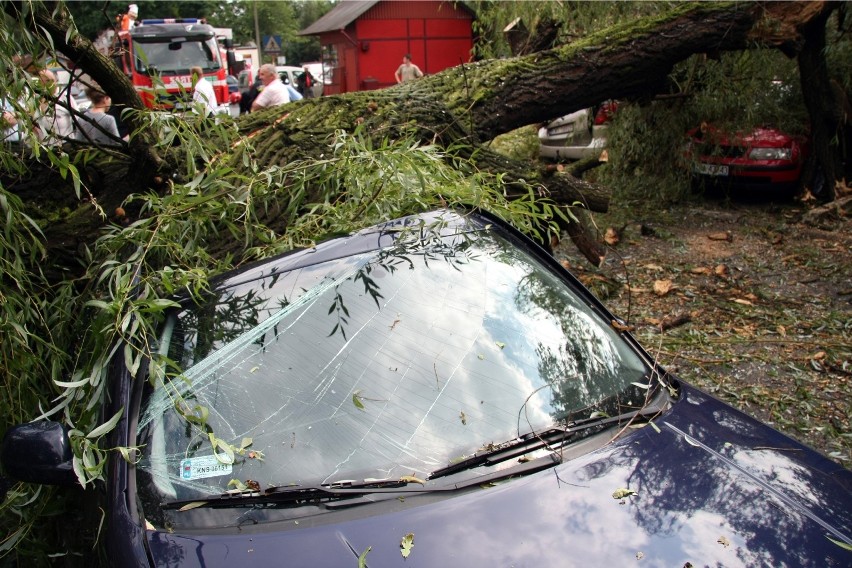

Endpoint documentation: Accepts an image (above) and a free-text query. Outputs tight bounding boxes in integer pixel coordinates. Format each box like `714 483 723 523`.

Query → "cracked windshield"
136 215 648 511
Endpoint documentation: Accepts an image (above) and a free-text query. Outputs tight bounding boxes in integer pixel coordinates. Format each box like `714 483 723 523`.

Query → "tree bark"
798 4 842 200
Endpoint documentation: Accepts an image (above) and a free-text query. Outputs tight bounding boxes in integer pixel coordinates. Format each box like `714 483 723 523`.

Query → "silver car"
538 101 618 161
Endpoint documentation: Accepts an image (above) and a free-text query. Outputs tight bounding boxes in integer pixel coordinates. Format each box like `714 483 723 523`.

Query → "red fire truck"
112 18 230 111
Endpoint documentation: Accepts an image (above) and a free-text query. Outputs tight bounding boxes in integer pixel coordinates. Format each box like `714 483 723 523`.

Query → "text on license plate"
694 163 729 176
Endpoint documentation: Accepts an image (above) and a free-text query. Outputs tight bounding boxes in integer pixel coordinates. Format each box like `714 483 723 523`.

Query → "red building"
299 0 475 95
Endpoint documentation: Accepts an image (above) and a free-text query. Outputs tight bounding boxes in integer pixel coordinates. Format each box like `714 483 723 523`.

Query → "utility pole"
253 1 262 64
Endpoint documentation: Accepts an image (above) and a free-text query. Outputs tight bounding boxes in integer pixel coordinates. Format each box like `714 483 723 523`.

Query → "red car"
686 123 809 193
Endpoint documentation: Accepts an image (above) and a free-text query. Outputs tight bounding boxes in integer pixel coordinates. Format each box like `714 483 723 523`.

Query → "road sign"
262 35 282 54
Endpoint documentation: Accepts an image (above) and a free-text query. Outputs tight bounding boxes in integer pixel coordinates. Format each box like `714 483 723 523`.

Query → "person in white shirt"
2 99 21 143
190 66 218 115
394 54 424 84
251 64 290 111
35 69 78 146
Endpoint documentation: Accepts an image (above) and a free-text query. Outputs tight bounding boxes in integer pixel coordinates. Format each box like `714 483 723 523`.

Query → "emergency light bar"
140 18 202 25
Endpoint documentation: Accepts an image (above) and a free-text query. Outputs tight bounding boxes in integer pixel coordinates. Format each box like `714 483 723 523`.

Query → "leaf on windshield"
352 389 385 410
178 501 208 512
209 434 235 464
228 479 247 492
358 546 372 568
238 437 253 452
400 532 414 559
495 341 506 349
399 475 426 485
459 410 467 425
353 390 366 411
612 487 638 499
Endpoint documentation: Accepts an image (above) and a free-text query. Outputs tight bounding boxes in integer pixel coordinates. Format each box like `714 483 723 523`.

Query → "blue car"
3 209 851 566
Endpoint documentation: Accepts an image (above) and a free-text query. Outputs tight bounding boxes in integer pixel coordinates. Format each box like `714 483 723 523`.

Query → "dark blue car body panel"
99 210 851 567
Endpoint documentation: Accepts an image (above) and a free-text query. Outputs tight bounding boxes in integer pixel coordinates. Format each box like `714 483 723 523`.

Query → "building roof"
299 1 380 36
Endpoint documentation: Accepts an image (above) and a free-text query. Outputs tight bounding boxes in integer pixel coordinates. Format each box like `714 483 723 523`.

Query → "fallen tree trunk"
4 1 833 265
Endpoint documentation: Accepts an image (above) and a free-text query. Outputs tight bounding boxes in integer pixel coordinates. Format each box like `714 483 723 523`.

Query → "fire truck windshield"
133 37 221 74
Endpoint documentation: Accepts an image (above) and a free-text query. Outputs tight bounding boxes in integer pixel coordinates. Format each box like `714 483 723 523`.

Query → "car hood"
145 383 851 567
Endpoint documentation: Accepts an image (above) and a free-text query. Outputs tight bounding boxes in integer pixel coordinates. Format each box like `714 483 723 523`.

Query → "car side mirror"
1 421 77 486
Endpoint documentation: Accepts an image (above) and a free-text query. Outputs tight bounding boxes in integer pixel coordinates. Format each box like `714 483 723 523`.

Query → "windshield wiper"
429 406 662 481
161 454 564 512
161 478 432 511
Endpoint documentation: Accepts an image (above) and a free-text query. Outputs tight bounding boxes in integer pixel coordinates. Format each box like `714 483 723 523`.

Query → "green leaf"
352 391 366 410
87 407 124 439
495 341 506 349
400 532 414 559
209 434 236 464
117 446 140 464
826 535 852 552
0 527 25 553
612 487 638 499
358 546 372 568
54 377 91 389
178 501 208 512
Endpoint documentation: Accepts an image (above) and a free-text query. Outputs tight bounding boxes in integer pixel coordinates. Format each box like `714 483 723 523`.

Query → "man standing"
251 64 290 112
121 4 138 31
190 66 217 115
394 54 423 84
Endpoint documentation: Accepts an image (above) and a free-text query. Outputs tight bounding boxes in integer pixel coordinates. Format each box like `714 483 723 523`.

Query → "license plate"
548 124 575 136
179 455 232 480
694 163 729 176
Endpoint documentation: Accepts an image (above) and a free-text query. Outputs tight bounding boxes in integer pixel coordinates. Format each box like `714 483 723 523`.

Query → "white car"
274 65 303 89
538 101 618 161
274 65 322 98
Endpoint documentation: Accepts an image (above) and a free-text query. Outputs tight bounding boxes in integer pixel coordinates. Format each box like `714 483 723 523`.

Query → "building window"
322 44 338 86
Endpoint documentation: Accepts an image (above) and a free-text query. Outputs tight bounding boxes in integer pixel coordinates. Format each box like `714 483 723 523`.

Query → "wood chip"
659 313 691 331
604 227 620 246
708 231 733 242
653 279 674 296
